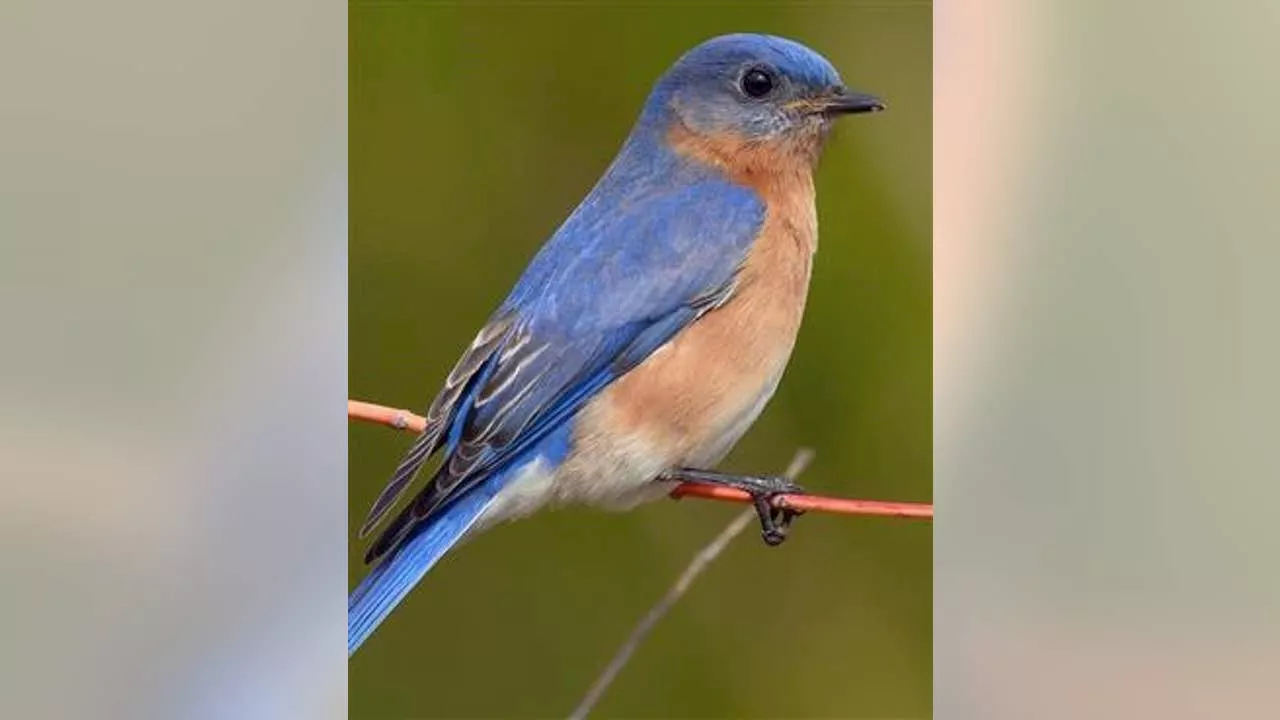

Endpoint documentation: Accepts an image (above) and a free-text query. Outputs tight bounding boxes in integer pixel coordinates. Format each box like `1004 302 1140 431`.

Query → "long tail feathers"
348 486 497 656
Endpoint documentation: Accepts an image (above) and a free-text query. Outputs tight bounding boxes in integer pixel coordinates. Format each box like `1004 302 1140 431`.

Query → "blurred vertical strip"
0 1 346 718
936 1 1280 718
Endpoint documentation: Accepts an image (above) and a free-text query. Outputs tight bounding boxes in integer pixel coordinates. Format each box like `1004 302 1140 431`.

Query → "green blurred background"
350 2 930 717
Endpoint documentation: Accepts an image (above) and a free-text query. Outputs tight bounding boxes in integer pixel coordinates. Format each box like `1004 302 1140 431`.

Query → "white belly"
473 428 676 533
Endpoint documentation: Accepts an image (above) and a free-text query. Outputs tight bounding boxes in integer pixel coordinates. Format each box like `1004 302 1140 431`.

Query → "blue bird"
350 33 883 655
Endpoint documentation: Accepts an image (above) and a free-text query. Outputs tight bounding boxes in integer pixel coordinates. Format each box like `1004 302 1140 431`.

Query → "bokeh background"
350 2 932 718
934 2 1280 717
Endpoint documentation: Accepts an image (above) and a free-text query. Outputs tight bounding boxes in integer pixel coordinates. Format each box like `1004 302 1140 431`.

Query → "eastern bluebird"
350 33 883 655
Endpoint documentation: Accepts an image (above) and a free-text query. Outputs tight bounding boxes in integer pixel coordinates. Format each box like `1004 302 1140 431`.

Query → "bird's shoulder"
503 170 768 332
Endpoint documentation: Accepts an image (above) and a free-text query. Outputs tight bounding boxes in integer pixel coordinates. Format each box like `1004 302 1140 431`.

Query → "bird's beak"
819 89 886 116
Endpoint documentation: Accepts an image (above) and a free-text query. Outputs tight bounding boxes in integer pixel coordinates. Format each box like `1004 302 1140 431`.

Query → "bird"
349 33 883 656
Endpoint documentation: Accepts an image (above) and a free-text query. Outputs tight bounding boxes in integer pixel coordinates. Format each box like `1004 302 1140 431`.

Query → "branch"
347 399 933 520
568 448 814 720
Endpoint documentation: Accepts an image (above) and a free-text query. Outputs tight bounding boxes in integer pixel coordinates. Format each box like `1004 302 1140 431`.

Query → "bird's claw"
749 476 806 547
660 467 807 546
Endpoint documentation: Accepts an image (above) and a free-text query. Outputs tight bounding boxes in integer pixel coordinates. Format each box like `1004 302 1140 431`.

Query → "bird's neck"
666 121 820 181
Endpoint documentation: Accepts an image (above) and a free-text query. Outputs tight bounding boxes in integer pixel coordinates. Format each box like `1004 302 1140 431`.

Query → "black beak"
822 89 886 116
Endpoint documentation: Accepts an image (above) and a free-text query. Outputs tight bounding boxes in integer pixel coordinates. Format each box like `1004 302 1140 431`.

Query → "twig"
567 449 815 720
347 399 933 520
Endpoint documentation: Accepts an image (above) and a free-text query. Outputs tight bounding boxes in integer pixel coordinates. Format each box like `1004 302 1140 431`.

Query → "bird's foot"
754 492 806 546
660 468 807 546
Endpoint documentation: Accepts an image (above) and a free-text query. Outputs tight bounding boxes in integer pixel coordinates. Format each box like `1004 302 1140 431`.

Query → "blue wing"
361 174 765 563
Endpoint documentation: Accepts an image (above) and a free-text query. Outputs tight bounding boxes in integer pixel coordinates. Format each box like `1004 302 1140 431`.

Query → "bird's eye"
740 68 775 98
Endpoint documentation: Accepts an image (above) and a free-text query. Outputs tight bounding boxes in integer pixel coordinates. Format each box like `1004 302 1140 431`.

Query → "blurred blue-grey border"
0 2 346 718
935 1 1280 718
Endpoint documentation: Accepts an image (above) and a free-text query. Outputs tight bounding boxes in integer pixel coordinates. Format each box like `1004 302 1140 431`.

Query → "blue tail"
348 480 501 656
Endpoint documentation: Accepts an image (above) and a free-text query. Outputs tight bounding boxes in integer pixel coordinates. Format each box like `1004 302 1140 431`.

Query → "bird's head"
647 34 883 166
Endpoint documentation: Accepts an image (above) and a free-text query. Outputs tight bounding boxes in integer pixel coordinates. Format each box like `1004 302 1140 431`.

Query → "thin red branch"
349 399 932 520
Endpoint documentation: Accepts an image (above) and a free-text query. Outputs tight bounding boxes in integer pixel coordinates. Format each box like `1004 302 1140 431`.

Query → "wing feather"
362 176 765 562
357 313 516 537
